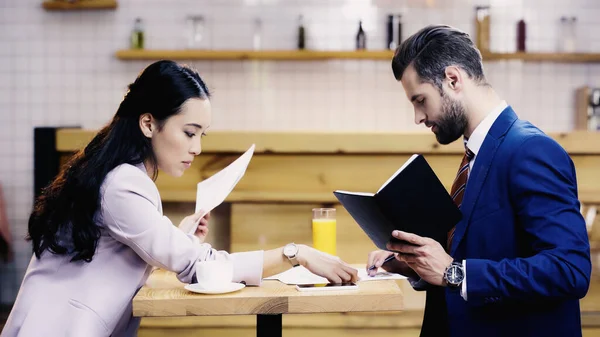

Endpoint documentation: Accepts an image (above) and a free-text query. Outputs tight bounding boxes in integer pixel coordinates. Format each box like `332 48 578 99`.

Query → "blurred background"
1 0 600 335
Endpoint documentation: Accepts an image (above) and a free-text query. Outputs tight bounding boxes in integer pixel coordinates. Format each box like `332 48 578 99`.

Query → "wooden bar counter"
47 128 600 336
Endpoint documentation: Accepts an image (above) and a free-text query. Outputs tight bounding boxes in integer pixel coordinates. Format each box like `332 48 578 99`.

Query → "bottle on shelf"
558 16 568 52
186 15 204 49
516 18 526 52
386 15 402 50
397 15 403 48
253 17 262 51
130 18 144 50
558 16 577 53
356 20 366 50
297 15 305 50
565 16 577 52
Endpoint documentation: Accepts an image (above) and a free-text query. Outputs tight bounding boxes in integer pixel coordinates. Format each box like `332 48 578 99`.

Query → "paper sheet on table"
179 144 255 235
264 264 407 285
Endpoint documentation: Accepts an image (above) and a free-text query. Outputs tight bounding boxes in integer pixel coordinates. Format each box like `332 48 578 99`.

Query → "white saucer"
184 282 245 295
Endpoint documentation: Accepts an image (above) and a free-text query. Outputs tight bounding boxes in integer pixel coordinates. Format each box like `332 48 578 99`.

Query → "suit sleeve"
100 166 263 285
465 135 591 303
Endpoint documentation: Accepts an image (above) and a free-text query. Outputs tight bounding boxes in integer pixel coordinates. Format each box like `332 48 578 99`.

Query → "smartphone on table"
295 282 358 292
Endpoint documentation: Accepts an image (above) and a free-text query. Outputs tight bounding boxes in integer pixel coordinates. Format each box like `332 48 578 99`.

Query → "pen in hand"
368 254 396 271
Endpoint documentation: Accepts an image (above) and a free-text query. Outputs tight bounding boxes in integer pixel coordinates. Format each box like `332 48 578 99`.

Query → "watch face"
446 264 464 285
283 244 297 257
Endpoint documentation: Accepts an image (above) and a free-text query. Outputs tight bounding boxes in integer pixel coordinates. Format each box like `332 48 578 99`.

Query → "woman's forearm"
262 246 296 278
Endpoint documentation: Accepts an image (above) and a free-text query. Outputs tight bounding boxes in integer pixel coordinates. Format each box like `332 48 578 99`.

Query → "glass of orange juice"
312 208 336 256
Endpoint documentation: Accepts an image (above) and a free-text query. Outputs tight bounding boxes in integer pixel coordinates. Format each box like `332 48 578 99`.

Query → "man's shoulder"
504 118 563 152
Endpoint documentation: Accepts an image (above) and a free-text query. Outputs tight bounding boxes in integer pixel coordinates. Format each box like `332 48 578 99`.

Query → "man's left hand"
386 230 453 286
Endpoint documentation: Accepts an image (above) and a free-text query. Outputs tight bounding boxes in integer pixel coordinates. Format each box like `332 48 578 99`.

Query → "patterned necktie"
446 146 475 251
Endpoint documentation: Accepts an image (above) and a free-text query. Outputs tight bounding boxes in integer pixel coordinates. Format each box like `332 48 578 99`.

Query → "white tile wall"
1 0 599 304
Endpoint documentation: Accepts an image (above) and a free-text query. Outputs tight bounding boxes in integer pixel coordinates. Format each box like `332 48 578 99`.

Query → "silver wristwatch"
283 243 300 267
444 262 465 288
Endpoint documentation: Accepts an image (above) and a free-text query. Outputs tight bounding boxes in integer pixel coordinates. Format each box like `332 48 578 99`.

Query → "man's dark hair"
392 25 487 91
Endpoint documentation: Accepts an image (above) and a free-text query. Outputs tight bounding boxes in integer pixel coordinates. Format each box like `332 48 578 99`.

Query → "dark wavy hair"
392 25 487 90
27 60 211 262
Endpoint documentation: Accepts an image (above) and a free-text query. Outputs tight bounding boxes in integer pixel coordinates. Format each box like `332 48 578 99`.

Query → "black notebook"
333 154 462 251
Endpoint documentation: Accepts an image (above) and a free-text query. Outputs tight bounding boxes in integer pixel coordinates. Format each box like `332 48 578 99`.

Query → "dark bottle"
517 19 526 52
397 15 403 46
356 20 366 50
297 15 305 50
387 15 394 49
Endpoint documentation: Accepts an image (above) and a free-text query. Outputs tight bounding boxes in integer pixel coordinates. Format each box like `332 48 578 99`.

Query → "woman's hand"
194 211 210 243
178 210 210 243
366 250 418 278
297 245 358 284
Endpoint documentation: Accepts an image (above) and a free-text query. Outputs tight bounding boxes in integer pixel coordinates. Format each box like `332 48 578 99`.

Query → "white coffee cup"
195 259 234 288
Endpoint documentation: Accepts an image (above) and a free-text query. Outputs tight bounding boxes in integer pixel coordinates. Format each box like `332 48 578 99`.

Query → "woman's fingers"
342 265 359 282
199 226 209 235
326 272 343 284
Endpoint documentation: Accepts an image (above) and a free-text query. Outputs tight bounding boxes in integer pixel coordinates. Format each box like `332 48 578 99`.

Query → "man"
367 25 591 337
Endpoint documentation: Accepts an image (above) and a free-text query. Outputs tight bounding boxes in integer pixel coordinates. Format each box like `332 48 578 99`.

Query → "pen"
368 254 396 271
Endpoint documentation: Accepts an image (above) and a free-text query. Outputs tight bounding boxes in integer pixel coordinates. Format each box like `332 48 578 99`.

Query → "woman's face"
142 98 212 177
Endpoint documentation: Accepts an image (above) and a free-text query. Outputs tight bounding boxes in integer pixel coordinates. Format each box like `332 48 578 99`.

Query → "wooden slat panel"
154 154 457 202
153 153 600 203
59 152 600 205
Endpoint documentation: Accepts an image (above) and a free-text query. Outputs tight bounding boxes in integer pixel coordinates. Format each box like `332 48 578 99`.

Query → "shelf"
475 9 600 63
115 49 600 63
115 49 395 61
42 0 117 10
483 51 600 63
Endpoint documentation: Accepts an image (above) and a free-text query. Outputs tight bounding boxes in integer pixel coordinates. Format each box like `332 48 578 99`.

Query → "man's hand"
366 250 418 278
387 230 453 286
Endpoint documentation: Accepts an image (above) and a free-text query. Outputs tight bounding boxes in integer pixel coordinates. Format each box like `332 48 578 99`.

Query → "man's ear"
139 113 155 138
444 66 463 92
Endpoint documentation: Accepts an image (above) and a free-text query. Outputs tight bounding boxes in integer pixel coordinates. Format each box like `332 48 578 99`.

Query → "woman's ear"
139 113 155 138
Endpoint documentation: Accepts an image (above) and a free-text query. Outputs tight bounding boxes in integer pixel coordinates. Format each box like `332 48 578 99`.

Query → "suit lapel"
450 107 518 256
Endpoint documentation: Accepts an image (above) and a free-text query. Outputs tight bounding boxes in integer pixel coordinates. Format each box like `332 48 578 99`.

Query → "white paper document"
264 264 407 285
179 144 255 235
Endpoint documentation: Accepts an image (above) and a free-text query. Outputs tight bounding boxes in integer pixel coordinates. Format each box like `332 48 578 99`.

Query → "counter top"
56 129 600 155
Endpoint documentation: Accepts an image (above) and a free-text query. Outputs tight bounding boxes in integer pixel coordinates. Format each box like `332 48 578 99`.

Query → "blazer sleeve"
100 165 264 285
465 135 591 304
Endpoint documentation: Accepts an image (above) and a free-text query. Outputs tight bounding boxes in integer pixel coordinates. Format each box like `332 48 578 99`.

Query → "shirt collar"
464 100 508 155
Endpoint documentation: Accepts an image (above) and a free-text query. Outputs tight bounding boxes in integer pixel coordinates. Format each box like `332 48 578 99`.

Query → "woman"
2 60 358 337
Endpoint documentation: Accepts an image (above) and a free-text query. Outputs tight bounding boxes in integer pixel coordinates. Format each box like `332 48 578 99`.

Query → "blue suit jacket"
418 107 592 337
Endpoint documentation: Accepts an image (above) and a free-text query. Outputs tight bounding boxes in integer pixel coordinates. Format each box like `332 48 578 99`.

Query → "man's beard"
432 94 468 145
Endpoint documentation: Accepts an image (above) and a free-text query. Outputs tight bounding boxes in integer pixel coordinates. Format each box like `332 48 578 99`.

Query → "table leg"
257 314 282 337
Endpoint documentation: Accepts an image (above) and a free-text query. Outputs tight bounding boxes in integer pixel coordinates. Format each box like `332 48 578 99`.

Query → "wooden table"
133 269 404 337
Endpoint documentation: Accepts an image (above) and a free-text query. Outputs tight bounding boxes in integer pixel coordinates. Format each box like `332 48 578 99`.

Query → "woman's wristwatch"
283 243 300 267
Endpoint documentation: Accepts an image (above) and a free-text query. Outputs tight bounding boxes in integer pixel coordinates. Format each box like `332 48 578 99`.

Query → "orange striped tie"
446 147 474 251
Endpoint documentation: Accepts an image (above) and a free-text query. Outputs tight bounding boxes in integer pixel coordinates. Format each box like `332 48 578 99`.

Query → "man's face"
400 65 468 145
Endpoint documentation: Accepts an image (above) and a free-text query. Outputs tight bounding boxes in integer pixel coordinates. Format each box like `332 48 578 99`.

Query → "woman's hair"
27 60 211 262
